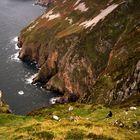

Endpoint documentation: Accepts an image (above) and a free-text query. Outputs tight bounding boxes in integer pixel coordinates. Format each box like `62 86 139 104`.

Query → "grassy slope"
0 104 140 140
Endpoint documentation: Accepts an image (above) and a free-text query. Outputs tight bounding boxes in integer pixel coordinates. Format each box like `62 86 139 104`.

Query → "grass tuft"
65 129 85 140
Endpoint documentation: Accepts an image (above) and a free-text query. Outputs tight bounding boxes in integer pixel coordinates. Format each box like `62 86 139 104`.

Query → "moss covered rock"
0 91 11 114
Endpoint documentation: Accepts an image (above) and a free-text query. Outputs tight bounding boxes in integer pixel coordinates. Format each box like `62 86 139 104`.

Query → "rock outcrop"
0 90 11 113
18 0 140 104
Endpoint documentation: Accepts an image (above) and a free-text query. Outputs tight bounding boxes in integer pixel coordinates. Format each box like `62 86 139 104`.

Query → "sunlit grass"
0 103 140 140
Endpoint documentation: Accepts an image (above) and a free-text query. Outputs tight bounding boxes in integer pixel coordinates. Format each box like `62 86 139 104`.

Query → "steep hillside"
18 0 140 104
0 1 140 139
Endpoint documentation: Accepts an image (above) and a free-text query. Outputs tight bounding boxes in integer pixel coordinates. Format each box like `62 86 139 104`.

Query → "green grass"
65 129 85 140
0 103 140 140
33 131 54 140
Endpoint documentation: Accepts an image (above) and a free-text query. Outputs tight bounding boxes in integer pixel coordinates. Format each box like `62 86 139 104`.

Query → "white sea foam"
11 36 18 43
50 98 57 104
25 73 38 84
11 36 20 50
50 97 60 105
10 52 21 62
18 91 24 95
15 44 20 50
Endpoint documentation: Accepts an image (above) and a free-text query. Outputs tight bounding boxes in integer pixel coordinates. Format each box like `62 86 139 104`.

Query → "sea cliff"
0 1 140 139
18 0 140 104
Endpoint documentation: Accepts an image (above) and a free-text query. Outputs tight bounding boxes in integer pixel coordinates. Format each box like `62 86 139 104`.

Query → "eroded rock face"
18 0 140 104
103 61 140 104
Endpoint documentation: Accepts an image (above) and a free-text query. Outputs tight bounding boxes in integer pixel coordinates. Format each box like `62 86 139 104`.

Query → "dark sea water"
0 0 58 115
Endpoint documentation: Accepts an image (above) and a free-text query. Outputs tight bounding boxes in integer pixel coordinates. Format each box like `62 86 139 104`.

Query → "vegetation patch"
33 131 54 140
87 133 114 140
65 129 85 140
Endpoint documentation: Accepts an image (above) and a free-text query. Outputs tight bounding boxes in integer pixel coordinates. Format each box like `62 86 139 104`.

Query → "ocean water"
0 0 58 115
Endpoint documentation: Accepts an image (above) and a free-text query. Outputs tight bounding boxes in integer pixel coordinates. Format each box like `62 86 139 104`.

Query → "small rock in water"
18 91 24 95
68 106 73 111
130 106 137 111
52 115 59 121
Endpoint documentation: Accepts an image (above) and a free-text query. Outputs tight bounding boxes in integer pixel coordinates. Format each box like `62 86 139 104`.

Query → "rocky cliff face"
18 0 140 104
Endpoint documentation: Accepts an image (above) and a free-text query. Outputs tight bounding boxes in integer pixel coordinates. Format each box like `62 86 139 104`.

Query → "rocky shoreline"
34 0 51 7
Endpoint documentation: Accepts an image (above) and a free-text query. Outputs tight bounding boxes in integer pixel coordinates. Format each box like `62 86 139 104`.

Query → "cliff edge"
18 0 140 104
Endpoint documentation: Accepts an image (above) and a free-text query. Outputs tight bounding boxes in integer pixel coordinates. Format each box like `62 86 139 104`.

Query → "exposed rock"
114 120 125 128
130 106 137 111
35 0 52 7
52 115 60 121
18 0 140 105
68 106 74 111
